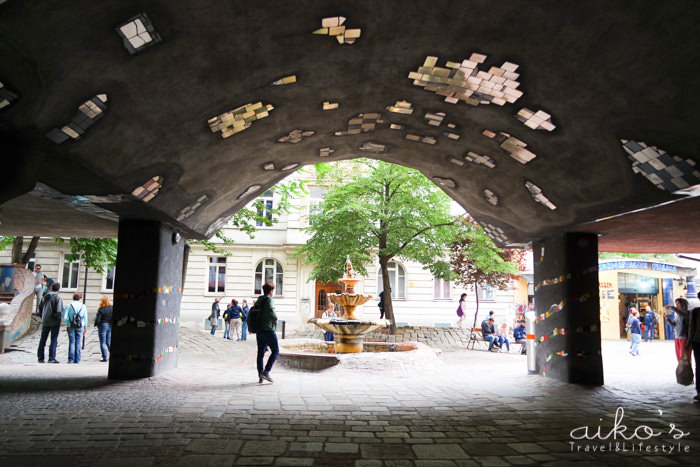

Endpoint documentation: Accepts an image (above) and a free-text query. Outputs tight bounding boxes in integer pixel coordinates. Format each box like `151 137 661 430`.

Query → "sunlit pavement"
0 324 698 466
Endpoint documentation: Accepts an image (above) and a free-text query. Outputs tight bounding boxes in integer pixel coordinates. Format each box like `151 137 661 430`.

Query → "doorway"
314 281 342 318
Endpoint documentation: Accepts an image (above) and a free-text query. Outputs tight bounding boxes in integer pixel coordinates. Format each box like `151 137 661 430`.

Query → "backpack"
70 304 83 328
247 303 261 334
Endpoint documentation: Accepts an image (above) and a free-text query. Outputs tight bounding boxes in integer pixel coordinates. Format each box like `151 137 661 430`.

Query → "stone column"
532 232 603 385
108 220 183 380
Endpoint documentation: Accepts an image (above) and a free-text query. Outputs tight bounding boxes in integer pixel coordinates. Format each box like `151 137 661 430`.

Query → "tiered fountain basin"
306 318 392 353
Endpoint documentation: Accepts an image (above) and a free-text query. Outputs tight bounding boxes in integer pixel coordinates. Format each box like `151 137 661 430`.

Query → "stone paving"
0 322 698 466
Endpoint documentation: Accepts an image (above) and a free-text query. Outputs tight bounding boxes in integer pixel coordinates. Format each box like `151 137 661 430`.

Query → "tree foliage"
54 237 118 274
449 218 525 327
295 159 461 333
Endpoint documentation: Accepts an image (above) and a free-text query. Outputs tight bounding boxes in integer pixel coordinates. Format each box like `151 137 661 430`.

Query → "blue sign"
599 261 677 274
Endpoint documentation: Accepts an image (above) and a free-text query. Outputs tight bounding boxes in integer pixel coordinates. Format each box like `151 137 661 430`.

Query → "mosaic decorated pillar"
108 220 183 380
532 232 603 385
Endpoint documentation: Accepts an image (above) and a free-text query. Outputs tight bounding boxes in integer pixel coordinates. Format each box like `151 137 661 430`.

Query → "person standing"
230 299 243 341
210 297 221 335
37 282 63 363
627 308 642 356
63 292 87 363
457 293 467 328
222 300 232 339
240 299 249 341
686 292 700 402
255 282 279 383
33 264 45 315
94 295 113 362
378 291 385 319
643 306 657 342
664 298 690 361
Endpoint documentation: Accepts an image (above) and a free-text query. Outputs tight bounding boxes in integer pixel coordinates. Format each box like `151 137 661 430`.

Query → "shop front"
598 260 696 340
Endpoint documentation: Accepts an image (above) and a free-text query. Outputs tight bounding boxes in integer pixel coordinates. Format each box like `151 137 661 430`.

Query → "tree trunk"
379 256 396 334
83 264 88 303
472 282 480 328
22 237 40 264
11 237 23 264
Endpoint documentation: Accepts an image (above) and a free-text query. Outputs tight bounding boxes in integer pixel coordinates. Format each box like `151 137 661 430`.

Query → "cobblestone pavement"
0 322 698 466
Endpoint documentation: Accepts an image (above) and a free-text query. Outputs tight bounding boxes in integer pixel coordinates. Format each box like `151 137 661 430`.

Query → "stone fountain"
307 257 391 353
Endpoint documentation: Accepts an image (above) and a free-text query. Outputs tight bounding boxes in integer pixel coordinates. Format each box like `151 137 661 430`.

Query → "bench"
467 327 489 350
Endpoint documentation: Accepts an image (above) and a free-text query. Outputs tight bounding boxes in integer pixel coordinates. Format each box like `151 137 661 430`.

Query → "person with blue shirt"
240 299 249 341
63 292 88 363
513 319 527 354
626 308 642 356
643 306 657 342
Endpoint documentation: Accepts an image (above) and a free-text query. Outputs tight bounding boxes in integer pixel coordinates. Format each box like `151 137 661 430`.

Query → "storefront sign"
599 261 677 274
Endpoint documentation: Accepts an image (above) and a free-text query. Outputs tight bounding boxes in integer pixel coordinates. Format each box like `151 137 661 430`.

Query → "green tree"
0 236 40 265
53 237 118 302
295 160 460 333
449 218 525 328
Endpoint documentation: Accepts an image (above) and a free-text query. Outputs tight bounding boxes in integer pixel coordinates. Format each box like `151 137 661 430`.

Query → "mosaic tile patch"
409 54 523 106
319 147 335 157
482 223 509 244
313 16 361 45
525 181 556 210
177 195 208 222
30 182 119 223
405 133 437 145
278 129 315 143
262 162 276 171
45 94 108 144
359 142 388 153
281 163 299 171
116 13 161 54
206 217 230 237
208 102 274 138
389 123 404 130
482 189 499 206
132 176 163 202
621 139 700 192
483 130 536 164
386 100 414 115
448 157 466 167
425 112 445 127
323 101 339 110
238 185 262 200
335 113 384 136
515 108 556 131
433 177 456 188
443 131 460 140
0 82 18 109
271 75 297 86
465 151 496 169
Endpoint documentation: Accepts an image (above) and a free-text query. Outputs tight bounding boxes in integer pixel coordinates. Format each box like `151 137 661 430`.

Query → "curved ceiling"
1 1 700 251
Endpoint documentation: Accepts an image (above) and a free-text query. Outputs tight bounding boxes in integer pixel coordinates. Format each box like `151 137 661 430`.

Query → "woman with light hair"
94 296 113 362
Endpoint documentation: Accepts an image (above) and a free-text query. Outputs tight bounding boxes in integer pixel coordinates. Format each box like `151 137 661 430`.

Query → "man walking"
210 297 221 335
37 283 63 363
63 292 87 363
255 282 279 383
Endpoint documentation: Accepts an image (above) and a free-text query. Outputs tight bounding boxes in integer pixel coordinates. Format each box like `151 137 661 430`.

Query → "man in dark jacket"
687 292 700 402
513 320 527 354
480 317 500 352
37 283 63 363
255 282 279 383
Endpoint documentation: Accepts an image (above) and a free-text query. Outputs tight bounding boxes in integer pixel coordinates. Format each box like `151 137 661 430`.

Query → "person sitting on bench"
480 317 500 352
513 320 527 354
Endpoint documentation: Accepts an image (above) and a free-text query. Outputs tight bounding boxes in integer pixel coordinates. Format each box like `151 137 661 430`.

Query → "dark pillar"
108 220 183 379
532 232 603 385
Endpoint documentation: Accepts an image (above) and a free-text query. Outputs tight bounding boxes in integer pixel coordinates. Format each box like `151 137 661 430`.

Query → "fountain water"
307 257 391 353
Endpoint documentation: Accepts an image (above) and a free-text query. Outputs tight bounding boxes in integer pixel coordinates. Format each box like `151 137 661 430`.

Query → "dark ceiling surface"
1 0 700 252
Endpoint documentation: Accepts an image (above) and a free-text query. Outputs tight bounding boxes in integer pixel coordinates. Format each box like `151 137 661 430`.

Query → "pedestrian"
664 298 690 361
63 292 87 363
37 282 63 364
643 306 657 342
230 299 243 341
322 302 337 341
210 297 221 335
240 299 249 341
457 292 467 328
255 282 279 383
94 295 113 362
378 291 385 319
686 292 700 402
222 300 232 339
32 264 45 315
626 308 641 356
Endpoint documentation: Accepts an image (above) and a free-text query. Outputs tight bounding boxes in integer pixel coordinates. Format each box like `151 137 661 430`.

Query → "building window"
102 266 116 292
256 190 274 226
478 285 495 301
254 259 283 295
377 261 406 299
208 257 226 293
61 255 80 290
434 278 451 300
308 186 327 225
